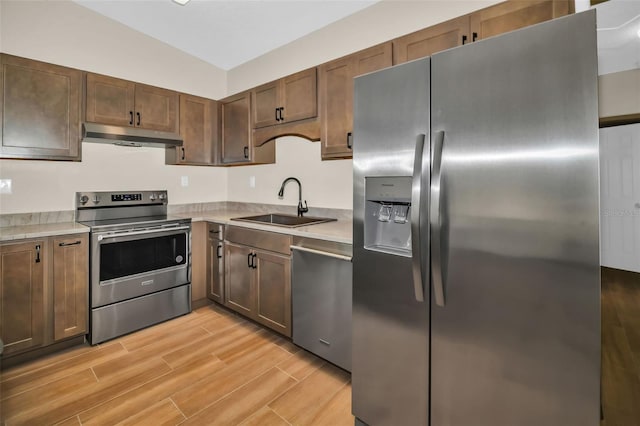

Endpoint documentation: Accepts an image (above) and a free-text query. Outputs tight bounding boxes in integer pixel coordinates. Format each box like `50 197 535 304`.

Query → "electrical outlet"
0 179 12 194
249 176 256 188
181 176 189 187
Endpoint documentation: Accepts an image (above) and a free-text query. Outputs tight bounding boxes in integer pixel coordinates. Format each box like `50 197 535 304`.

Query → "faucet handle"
298 200 309 217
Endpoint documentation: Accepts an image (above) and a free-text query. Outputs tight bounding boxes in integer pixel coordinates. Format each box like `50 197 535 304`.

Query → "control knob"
92 195 100 204
79 195 89 205
149 193 157 201
158 193 166 201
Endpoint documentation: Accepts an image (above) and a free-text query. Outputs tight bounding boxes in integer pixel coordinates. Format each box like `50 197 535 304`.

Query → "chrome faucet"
278 177 309 217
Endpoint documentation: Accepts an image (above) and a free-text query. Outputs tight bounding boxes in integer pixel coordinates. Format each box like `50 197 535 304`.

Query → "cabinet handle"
59 240 81 247
181 147 185 161
462 35 468 45
347 132 353 149
251 253 257 269
136 112 141 126
247 252 253 268
129 111 134 125
243 146 249 159
472 32 478 42
209 230 220 234
279 107 284 121
275 108 280 122
216 244 222 259
35 244 41 263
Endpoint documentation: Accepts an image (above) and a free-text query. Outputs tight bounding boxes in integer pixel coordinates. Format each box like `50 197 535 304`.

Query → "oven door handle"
97 225 191 241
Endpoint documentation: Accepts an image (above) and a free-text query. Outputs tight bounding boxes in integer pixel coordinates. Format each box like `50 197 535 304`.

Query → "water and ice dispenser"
364 176 413 257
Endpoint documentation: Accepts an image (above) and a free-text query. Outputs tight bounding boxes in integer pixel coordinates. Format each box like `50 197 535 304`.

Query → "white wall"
0 0 228 214
227 137 353 210
225 0 501 210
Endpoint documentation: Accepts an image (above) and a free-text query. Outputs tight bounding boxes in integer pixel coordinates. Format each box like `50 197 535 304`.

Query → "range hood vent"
82 123 183 148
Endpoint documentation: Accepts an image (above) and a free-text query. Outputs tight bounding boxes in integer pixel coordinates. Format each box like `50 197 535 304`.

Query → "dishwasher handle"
290 245 352 262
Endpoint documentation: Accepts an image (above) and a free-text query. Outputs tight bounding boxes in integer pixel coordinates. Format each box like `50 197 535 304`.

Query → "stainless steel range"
76 190 192 344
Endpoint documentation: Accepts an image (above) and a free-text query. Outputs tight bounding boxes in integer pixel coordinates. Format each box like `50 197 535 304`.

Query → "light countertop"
0 209 352 245
175 209 353 244
0 222 90 243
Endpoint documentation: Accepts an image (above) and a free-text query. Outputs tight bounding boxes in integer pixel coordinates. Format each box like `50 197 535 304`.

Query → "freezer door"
352 58 430 426
430 11 600 426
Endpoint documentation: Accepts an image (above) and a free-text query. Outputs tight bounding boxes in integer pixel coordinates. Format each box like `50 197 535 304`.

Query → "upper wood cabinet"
166 94 220 165
252 68 317 129
85 73 179 133
52 234 88 341
0 54 82 161
393 16 470 64
470 0 572 41
319 43 392 160
221 91 275 165
221 91 252 163
0 240 45 356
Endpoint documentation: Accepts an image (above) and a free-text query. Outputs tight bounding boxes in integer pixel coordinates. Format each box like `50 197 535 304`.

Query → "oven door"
91 223 191 308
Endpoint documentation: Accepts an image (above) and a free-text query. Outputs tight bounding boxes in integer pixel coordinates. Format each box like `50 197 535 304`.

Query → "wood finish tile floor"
0 304 353 425
601 267 640 426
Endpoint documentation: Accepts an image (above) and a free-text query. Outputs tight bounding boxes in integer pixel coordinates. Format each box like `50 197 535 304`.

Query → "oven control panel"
76 190 168 208
112 193 142 202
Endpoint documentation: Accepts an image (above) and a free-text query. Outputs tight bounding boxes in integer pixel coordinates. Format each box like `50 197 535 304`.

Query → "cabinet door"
252 81 279 129
393 15 469 64
0 240 45 355
134 84 179 133
224 242 254 316
207 235 224 304
85 73 135 127
0 54 82 161
319 43 392 160
52 234 88 341
281 68 317 124
319 56 352 159
169 94 217 165
221 92 252 163
470 0 571 41
254 250 291 337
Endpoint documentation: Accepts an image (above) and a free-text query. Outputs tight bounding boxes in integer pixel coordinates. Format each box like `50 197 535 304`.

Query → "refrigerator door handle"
411 133 427 302
431 130 446 307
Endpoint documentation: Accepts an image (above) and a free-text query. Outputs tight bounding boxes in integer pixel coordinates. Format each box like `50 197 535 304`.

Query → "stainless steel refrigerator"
352 10 600 426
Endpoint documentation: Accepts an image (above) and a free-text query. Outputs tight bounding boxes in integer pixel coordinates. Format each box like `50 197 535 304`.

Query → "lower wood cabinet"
0 233 88 357
0 240 45 355
52 235 89 341
224 227 292 337
207 223 225 304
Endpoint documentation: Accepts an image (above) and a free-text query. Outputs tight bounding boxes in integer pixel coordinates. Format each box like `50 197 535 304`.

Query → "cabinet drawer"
225 226 291 255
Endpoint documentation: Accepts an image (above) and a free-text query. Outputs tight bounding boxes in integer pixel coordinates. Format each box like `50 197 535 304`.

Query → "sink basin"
231 213 337 228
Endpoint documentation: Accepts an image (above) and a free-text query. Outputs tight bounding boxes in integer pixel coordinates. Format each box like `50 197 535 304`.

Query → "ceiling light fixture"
172 0 190 5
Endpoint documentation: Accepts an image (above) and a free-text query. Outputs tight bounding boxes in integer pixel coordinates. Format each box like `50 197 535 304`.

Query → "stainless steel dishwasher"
291 237 352 371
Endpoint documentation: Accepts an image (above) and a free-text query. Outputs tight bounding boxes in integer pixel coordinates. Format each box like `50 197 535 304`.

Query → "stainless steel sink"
231 213 337 228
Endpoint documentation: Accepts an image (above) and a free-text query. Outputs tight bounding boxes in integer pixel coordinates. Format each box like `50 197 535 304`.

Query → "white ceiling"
73 0 379 70
75 0 639 74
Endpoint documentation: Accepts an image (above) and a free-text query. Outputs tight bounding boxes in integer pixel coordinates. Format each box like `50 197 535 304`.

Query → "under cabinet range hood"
82 123 183 148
